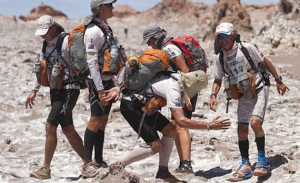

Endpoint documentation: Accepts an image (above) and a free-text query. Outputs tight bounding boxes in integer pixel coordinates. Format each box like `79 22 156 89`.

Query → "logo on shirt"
169 51 176 57
175 97 181 107
88 44 94 49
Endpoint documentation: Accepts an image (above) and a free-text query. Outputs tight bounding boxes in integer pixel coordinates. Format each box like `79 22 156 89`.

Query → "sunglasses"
104 3 113 8
217 33 230 40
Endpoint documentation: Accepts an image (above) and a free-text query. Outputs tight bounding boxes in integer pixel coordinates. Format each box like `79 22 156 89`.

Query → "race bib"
227 56 248 84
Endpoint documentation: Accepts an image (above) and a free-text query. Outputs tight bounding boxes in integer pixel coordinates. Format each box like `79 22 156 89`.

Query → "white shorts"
237 86 269 124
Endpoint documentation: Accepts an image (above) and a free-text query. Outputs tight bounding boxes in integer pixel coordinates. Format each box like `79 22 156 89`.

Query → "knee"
150 140 163 154
250 119 262 131
89 116 102 124
237 124 249 138
45 123 57 136
162 124 176 138
176 126 188 134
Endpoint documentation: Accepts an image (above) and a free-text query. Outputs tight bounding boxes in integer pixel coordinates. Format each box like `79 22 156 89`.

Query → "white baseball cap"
215 22 234 37
35 15 55 36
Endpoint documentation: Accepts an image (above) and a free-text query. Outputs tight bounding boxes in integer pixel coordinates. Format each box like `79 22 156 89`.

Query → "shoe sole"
30 173 50 180
253 172 268 177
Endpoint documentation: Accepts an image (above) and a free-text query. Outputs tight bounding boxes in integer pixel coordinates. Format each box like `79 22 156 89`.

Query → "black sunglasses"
104 3 113 8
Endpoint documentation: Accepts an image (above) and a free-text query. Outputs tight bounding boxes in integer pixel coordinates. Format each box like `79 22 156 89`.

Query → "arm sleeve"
87 54 104 90
163 44 182 59
84 25 106 91
246 43 265 63
213 55 225 79
32 44 44 91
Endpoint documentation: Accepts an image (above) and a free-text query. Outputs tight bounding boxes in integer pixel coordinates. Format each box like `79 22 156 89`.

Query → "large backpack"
68 21 124 86
123 49 169 92
166 36 208 72
68 21 106 83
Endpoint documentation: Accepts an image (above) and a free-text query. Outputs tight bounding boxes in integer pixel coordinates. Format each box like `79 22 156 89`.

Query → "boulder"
18 3 67 21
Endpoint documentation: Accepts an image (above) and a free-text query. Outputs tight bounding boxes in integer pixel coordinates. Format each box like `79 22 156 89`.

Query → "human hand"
210 95 218 112
98 90 109 106
103 87 120 103
184 92 193 111
208 116 231 130
277 83 289 95
25 90 37 109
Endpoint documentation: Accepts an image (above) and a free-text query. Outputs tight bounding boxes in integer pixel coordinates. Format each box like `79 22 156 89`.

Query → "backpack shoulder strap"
219 51 227 74
239 42 257 72
42 40 47 55
56 32 69 56
91 21 108 35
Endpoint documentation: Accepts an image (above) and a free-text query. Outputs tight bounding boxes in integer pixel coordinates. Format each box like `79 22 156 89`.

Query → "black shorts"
47 89 80 127
120 98 170 144
172 92 198 119
87 79 115 117
183 94 198 119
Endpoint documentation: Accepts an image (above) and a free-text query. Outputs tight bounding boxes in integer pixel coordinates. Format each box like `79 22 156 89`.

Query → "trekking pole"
226 98 230 113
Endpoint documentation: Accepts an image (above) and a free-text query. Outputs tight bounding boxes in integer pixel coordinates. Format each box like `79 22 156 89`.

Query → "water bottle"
50 64 60 89
241 78 253 100
110 43 119 73
223 75 233 100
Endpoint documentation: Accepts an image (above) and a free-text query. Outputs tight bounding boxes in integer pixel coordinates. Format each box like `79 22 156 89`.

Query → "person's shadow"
194 166 232 179
255 155 288 183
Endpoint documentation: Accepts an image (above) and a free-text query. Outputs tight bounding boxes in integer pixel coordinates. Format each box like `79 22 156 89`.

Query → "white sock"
159 136 174 167
120 145 153 167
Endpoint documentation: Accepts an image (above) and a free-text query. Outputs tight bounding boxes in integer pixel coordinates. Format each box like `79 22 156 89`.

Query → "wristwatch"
210 94 217 98
275 76 283 84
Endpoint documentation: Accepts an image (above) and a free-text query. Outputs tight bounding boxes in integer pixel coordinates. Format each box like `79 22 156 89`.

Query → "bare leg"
43 123 57 168
62 125 85 161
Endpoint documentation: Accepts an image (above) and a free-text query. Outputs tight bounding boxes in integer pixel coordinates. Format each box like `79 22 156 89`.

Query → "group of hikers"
24 0 289 182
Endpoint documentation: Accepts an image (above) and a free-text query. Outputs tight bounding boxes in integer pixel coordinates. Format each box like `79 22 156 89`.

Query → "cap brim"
104 0 117 4
141 36 151 45
215 29 232 37
35 28 49 36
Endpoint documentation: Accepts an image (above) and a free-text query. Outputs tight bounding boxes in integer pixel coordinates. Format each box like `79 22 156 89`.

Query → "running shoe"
82 162 99 178
228 161 253 182
30 166 51 180
174 160 194 174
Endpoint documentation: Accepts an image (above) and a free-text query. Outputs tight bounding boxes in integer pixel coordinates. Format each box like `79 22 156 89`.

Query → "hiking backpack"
123 49 169 92
166 36 208 72
68 21 124 86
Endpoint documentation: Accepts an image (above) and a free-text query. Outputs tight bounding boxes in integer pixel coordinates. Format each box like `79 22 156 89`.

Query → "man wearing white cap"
25 15 84 180
210 22 289 181
81 0 119 178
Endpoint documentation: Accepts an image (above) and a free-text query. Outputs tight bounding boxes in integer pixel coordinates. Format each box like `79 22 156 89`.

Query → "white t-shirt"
84 18 114 91
146 73 182 109
163 44 182 59
214 42 265 80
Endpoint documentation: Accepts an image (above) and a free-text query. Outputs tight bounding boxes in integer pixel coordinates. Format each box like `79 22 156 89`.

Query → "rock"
209 0 253 39
113 5 139 18
271 35 282 48
18 3 67 21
